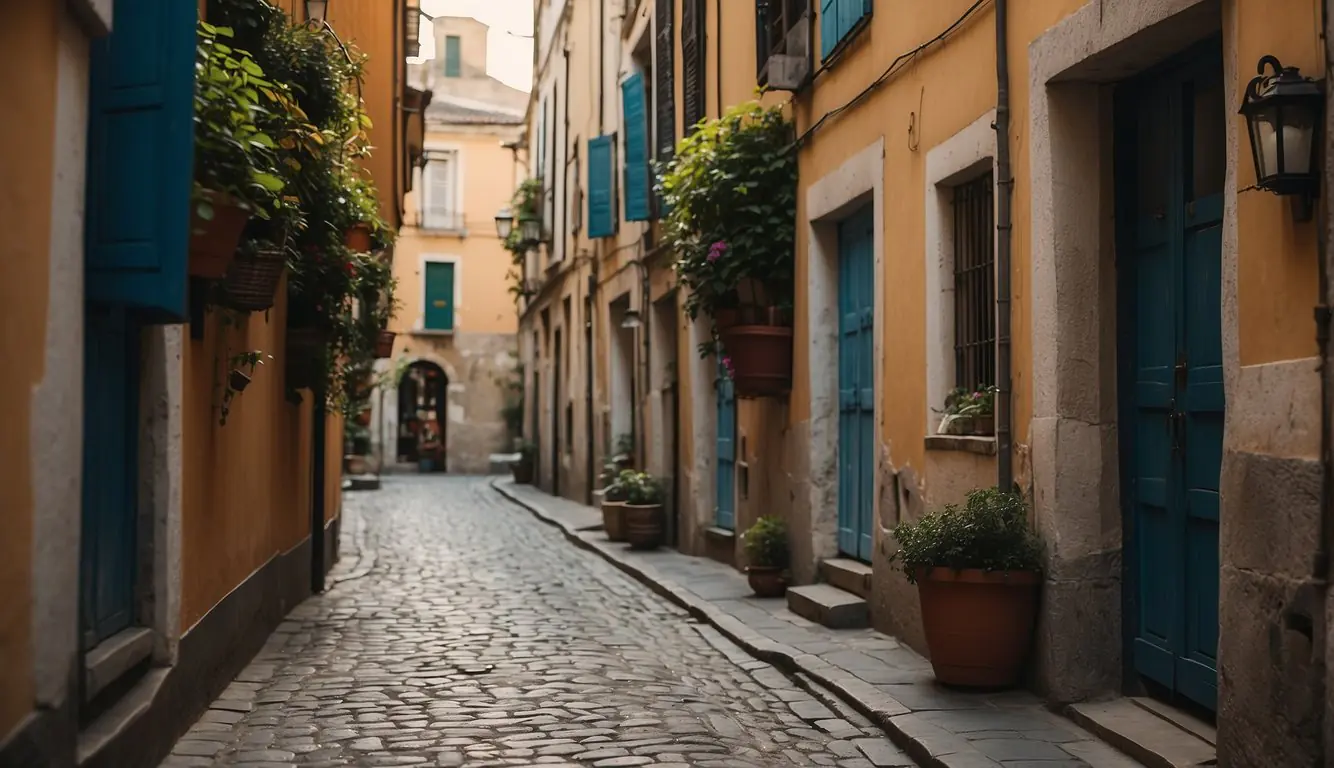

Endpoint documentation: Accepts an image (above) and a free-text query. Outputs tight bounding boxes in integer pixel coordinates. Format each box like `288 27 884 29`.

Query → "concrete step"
820 558 873 598
1068 698 1216 768
786 584 869 629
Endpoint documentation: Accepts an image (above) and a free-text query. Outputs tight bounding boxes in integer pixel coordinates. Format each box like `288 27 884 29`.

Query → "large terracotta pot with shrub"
511 441 536 484
620 471 666 550
892 488 1042 688
601 500 627 542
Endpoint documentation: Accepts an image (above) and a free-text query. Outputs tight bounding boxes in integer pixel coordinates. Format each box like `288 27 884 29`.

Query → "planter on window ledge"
719 307 793 398
222 241 287 312
345 223 373 253
189 190 251 279
374 329 397 359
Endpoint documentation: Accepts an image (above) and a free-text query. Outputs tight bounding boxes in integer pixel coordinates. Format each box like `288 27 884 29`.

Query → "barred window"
952 172 995 390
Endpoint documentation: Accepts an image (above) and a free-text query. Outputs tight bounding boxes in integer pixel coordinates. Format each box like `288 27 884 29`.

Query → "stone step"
820 557 873 598
1068 698 1216 768
786 584 869 629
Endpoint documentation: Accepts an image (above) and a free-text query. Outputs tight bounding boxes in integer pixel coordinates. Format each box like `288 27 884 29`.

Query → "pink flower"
721 355 735 377
706 241 728 263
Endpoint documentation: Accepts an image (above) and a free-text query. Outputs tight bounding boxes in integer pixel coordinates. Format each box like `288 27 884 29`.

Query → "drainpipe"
993 0 1014 493
586 270 597 503
311 398 327 594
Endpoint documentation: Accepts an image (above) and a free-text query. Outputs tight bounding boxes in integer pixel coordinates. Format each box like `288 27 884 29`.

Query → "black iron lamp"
305 0 329 24
620 309 643 329
494 207 514 240
1239 55 1323 220
518 211 543 245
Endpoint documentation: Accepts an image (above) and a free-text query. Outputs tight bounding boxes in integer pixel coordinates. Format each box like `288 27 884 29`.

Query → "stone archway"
397 360 449 472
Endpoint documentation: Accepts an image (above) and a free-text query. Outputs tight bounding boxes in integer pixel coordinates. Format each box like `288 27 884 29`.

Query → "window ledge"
705 526 736 543
924 434 997 456
411 329 456 337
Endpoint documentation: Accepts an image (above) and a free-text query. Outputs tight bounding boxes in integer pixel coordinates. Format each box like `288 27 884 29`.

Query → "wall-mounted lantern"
405 0 422 58
620 309 643 330
518 211 543 245
1239 55 1323 220
494 207 514 240
305 0 328 24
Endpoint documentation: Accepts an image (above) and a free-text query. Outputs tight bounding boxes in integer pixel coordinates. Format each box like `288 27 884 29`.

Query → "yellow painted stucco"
0 1 57 742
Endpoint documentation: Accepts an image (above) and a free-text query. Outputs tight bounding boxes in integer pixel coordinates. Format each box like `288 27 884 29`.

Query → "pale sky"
414 0 535 93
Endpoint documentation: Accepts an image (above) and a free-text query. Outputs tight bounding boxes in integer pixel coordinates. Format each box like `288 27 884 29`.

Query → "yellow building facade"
372 15 528 475
517 0 1334 763
0 1 418 765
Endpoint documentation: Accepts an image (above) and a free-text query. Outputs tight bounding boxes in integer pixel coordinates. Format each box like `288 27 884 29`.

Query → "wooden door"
837 205 875 562
424 261 455 331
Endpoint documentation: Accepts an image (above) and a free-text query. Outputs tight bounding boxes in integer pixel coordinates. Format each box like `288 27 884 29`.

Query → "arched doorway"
397 360 448 472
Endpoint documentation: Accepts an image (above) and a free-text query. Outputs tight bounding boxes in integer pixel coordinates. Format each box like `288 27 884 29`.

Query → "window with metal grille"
681 0 706 133
952 172 995 391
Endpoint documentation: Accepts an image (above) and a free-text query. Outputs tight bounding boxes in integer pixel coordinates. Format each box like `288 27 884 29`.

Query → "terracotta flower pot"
375 329 397 359
969 415 995 436
511 458 534 485
746 566 787 598
189 190 251 279
601 500 628 542
720 324 793 398
345 223 373 252
916 567 1040 688
624 503 664 550
222 243 287 311
354 409 371 427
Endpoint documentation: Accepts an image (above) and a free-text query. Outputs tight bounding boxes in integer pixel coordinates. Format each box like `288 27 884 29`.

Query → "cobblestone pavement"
163 476 917 768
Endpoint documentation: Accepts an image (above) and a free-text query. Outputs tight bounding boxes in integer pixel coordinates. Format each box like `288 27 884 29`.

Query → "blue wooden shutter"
85 0 197 321
621 73 651 222
444 35 462 77
819 0 839 60
587 136 616 238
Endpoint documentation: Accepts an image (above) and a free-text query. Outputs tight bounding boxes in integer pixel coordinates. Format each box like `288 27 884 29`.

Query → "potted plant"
622 471 666 550
511 439 536 484
660 101 797 398
742 516 789 597
890 488 1043 688
936 386 997 436
191 22 289 279
375 329 397 358
222 236 290 311
601 468 635 542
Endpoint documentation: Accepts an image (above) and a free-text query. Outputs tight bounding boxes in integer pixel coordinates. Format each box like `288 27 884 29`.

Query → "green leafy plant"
193 22 294 222
515 439 538 460
890 488 1042 584
622 471 665 506
503 178 545 305
943 386 996 417
743 516 789 569
604 468 638 503
658 100 797 356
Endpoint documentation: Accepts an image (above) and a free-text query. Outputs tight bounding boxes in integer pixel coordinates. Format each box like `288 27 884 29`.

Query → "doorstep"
492 478 1148 768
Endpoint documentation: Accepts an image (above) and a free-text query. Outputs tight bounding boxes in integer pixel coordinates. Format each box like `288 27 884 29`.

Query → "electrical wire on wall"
793 0 992 149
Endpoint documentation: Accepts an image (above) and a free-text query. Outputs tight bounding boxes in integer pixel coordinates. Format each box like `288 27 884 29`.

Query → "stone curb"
490 478 1004 768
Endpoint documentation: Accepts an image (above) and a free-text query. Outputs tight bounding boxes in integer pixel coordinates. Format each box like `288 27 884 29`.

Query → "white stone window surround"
924 109 997 435
804 136 885 562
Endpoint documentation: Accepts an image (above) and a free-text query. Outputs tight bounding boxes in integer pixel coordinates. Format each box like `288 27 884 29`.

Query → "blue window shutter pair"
587 136 617 239
820 0 871 60
86 0 197 321
621 73 651 222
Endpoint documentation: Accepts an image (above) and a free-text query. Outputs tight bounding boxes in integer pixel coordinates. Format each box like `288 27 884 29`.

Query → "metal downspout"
993 0 1014 493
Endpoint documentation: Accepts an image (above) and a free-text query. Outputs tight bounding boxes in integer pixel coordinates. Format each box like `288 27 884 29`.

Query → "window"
422 151 461 230
621 72 651 222
952 172 995 391
422 260 456 331
655 0 675 161
587 135 617 238
818 0 870 61
757 0 808 72
444 35 461 77
682 0 706 132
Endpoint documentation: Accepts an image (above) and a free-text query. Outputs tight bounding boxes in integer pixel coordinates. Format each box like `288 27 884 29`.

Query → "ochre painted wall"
0 1 57 741
394 131 521 336
180 294 315 630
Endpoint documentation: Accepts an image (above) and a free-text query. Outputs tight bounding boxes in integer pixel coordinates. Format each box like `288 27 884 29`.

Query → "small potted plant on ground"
623 471 666 550
511 439 536 484
601 468 635 542
742 516 789 598
936 386 997 436
891 488 1043 688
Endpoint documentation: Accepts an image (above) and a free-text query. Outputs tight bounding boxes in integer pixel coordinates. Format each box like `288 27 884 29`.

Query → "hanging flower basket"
720 309 793 398
344 223 372 253
221 243 287 311
189 190 251 279
374 329 397 359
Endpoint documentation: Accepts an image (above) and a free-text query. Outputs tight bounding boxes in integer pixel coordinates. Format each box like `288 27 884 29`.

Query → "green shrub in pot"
742 516 788 597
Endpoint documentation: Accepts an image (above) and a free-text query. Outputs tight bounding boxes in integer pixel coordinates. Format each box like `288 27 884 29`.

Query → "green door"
424 261 455 331
1117 42 1224 712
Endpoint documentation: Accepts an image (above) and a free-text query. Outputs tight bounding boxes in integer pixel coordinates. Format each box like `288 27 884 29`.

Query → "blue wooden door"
715 364 736 530
423 261 455 331
837 205 875 561
1120 46 1223 712
81 307 141 648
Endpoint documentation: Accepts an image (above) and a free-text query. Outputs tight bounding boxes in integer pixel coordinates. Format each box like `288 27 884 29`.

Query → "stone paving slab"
493 478 1147 768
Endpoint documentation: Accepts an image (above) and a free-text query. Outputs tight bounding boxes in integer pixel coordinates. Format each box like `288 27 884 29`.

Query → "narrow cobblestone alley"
163 477 916 768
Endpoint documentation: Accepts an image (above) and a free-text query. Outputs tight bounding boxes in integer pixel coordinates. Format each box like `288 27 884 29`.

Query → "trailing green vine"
503 178 544 305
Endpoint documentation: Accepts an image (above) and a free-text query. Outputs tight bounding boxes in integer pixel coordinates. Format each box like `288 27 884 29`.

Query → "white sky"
413 0 535 93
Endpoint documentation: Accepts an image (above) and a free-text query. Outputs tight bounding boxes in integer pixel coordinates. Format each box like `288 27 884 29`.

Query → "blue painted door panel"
81 306 140 648
837 205 875 562
1123 50 1223 712
85 0 197 320
716 365 736 530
